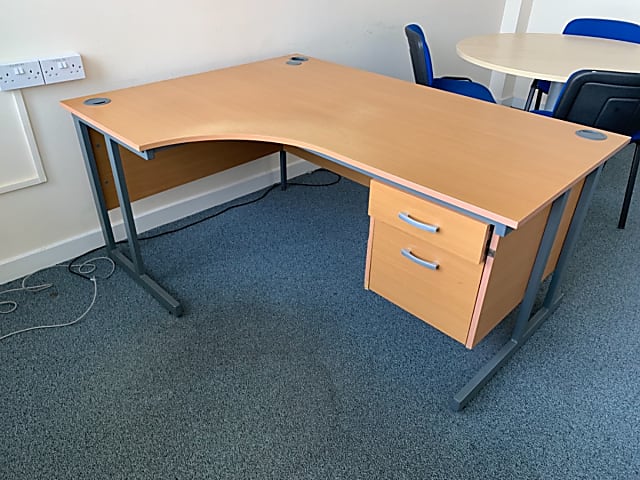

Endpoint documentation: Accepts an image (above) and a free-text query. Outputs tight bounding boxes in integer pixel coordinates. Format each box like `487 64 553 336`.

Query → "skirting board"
0 157 314 286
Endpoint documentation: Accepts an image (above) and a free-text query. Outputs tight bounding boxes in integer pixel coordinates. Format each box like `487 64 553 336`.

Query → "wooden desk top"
61 55 629 229
457 33 640 82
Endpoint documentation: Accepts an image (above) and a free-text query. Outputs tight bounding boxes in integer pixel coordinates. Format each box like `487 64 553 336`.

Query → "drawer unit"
367 220 485 343
368 180 490 264
365 180 579 347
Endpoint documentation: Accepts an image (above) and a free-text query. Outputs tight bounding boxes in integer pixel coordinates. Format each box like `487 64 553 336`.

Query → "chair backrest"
404 24 434 86
563 18 640 44
553 70 640 137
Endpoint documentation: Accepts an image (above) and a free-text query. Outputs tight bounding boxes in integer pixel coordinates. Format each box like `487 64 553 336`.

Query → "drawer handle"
398 212 439 233
401 248 439 270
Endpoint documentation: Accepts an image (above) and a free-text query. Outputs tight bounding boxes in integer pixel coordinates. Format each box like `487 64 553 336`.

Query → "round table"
456 33 640 108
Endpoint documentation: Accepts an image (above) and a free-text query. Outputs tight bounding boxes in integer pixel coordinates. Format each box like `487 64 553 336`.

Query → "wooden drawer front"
367 221 485 344
368 180 489 263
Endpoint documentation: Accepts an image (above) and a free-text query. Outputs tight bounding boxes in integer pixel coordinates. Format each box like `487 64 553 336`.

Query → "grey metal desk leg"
618 145 640 229
104 137 183 316
74 118 118 252
280 148 288 190
543 166 602 308
451 190 570 411
73 117 183 316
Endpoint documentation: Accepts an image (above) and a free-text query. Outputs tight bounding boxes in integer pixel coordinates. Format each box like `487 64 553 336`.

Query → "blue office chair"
525 18 640 111
533 70 640 229
404 24 496 103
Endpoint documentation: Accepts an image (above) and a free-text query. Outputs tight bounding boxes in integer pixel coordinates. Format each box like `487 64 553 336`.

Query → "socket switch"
40 54 85 84
0 60 45 91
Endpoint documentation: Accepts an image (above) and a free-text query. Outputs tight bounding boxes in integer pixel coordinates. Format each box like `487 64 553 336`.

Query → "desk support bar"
73 118 183 316
451 186 574 411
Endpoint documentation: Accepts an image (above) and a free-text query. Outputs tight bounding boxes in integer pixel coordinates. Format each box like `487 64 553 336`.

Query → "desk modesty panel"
60 55 628 231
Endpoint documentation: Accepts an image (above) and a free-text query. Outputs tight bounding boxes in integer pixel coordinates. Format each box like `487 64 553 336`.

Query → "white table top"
457 33 640 82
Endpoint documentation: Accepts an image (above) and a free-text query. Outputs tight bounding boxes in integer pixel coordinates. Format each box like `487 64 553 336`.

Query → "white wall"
527 0 640 32
0 0 506 284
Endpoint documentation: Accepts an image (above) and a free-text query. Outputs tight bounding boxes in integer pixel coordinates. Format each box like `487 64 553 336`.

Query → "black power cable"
67 168 341 281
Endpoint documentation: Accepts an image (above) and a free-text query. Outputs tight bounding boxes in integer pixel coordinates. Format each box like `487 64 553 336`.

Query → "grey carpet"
1 147 639 479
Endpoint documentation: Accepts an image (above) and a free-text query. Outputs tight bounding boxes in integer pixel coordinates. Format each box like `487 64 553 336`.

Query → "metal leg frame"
280 148 288 190
74 119 118 251
451 166 603 410
73 117 183 316
618 143 640 229
75 116 605 405
543 166 603 308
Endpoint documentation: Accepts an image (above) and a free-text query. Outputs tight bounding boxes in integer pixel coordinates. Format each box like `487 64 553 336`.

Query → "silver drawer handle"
401 248 439 270
398 212 439 233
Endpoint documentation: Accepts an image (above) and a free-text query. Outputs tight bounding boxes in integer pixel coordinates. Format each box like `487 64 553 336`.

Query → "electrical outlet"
0 60 44 91
40 53 85 85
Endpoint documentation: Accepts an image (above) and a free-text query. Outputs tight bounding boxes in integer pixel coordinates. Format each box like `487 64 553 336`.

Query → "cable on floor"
2 168 341 342
0 257 115 342
67 168 342 280
139 168 341 241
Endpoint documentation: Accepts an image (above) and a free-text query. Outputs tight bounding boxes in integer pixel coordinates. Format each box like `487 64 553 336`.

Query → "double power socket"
0 53 85 91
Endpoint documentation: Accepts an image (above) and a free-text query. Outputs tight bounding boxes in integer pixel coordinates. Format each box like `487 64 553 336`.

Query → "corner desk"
61 55 629 409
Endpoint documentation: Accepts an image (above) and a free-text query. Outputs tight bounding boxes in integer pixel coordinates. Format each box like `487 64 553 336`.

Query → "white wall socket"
40 53 85 85
0 60 44 91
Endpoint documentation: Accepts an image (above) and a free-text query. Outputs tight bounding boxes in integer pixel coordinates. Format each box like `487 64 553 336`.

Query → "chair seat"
432 77 496 103
405 23 496 104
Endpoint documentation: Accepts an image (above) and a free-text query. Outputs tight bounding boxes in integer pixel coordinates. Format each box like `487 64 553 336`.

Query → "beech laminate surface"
61 55 629 229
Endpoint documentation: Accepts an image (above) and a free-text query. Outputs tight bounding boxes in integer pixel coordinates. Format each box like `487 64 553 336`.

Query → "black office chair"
538 70 640 228
525 18 640 111
404 24 495 103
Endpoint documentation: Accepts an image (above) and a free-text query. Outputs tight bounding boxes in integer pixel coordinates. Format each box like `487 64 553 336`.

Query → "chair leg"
523 80 538 111
534 90 543 110
618 143 640 229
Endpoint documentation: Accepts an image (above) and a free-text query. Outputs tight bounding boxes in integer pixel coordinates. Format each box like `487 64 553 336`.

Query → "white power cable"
0 256 115 342
0 170 340 342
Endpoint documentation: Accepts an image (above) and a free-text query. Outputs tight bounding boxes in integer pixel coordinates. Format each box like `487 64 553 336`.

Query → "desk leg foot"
74 117 184 317
452 190 571 410
451 296 562 411
452 166 602 410
104 133 183 316
110 248 183 316
451 339 518 412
